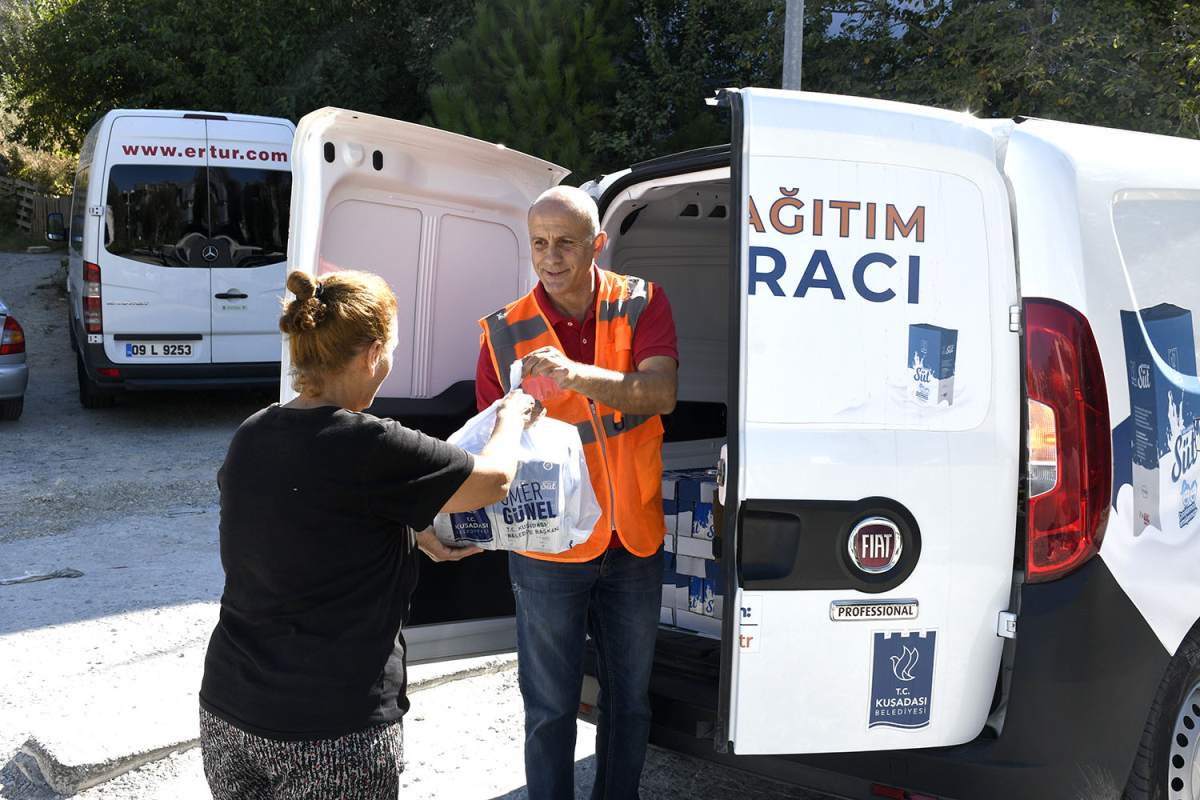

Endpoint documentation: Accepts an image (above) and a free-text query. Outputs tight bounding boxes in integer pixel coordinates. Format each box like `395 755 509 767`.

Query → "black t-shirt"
199 404 474 740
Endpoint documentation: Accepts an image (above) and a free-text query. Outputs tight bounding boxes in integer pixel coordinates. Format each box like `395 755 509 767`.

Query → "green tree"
595 0 783 164
0 0 473 152
427 0 631 181
796 1 1200 138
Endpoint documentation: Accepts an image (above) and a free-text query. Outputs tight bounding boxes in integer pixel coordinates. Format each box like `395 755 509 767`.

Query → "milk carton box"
677 505 694 541
665 468 720 539
662 551 677 607
705 559 723 620
909 324 958 406
663 494 678 553
676 554 706 613
1122 304 1199 536
661 551 677 625
676 535 713 559
689 576 704 614
693 501 715 540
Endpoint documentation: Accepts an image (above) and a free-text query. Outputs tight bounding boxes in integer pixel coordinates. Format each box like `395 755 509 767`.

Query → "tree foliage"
0 0 473 151
427 0 631 181
3 0 1199 188
799 1 1200 138
594 0 783 164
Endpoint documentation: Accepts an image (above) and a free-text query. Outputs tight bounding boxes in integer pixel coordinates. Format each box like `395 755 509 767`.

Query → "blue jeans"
509 545 663 800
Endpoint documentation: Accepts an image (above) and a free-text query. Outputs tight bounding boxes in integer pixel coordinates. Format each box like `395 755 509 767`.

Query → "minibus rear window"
104 164 291 268
209 167 291 267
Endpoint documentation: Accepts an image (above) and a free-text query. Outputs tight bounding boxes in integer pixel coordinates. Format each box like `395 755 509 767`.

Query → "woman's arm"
439 391 539 513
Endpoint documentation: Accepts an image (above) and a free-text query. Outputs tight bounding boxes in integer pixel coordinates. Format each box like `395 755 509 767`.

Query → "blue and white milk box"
908 324 958 406
662 494 678 553
705 559 723 620
693 501 715 540
661 551 677 625
662 551 677 608
1122 304 1199 536
676 554 706 614
689 576 704 614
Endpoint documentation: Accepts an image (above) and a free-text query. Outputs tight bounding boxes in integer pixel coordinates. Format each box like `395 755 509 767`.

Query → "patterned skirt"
200 708 404 800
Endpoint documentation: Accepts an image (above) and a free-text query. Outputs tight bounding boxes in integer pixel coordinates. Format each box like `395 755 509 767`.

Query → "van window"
104 164 290 268
69 166 89 254
105 164 206 266
209 167 290 267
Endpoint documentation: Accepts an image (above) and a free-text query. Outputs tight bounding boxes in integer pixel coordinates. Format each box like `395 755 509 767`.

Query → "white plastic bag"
432 363 601 553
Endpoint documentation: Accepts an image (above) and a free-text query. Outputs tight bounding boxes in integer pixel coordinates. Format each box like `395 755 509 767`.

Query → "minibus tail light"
1024 298 1111 583
83 261 103 334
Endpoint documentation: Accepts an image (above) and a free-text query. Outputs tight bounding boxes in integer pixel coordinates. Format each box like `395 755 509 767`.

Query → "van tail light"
0 315 25 355
1024 298 1111 583
83 261 103 334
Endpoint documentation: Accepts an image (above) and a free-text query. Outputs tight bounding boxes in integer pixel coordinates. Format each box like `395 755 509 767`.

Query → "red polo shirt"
475 268 679 409
475 267 679 550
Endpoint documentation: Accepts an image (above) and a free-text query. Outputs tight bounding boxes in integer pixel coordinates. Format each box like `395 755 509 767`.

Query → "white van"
50 109 294 407
283 92 1200 800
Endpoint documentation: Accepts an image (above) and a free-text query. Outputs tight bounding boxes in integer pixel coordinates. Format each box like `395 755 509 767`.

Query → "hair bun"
286 270 316 301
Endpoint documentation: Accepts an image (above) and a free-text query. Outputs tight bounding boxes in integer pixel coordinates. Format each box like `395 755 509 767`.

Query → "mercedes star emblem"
201 245 218 262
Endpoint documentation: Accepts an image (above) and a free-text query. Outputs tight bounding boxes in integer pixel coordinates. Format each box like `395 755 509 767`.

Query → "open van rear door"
287 108 568 661
721 89 1021 754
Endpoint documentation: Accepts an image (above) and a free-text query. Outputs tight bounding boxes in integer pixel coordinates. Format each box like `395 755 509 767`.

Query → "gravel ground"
0 250 834 800
0 251 268 546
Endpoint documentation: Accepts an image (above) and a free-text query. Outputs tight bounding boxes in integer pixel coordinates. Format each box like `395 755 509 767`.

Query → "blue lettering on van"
795 250 845 299
749 246 921 304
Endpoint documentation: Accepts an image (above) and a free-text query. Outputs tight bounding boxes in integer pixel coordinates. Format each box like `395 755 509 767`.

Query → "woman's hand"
498 388 543 428
416 527 482 562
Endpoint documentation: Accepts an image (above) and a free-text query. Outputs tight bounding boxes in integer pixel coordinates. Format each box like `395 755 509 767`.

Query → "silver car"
0 293 28 420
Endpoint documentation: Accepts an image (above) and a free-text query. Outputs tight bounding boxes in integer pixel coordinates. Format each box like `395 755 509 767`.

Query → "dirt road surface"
0 252 835 800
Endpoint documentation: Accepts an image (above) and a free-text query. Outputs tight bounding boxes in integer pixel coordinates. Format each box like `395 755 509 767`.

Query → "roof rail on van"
629 144 730 173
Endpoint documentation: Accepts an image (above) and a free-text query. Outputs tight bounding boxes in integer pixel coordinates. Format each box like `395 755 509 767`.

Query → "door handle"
215 292 248 299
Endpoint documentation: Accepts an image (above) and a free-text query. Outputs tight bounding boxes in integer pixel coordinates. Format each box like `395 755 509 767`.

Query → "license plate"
125 342 193 357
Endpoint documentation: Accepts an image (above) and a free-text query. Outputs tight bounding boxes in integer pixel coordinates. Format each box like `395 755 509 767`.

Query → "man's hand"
416 527 482 562
521 347 676 416
522 346 579 391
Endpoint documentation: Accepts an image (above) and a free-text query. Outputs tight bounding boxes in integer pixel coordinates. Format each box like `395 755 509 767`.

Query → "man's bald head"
530 186 601 241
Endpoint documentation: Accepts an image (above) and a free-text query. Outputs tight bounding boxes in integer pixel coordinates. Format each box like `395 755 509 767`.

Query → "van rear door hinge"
997 611 1017 639
1009 305 1021 333
88 206 102 217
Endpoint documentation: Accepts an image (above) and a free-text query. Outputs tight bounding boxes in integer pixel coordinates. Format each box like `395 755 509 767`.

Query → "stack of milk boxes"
660 468 722 637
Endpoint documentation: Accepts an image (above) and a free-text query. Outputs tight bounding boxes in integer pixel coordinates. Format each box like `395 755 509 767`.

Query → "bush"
0 140 75 194
0 111 76 194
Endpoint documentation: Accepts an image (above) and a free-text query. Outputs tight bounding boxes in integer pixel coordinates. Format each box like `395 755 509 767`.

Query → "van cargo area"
582 160 732 747
290 91 1200 800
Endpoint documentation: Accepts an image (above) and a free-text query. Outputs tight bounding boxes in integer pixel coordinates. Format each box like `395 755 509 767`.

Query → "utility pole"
782 0 804 90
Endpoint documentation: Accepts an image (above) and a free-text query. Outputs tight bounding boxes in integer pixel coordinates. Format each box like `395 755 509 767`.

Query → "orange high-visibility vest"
479 269 667 562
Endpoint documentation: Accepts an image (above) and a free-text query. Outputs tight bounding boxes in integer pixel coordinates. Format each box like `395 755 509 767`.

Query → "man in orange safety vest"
476 185 679 800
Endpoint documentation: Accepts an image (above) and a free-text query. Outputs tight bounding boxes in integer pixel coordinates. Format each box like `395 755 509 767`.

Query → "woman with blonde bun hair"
199 270 538 799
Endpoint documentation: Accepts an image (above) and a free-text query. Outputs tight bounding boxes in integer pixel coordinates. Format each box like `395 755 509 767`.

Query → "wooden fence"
0 175 71 238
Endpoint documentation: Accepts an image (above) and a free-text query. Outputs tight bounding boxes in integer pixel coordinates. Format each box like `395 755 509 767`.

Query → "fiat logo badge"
848 517 903 574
